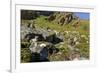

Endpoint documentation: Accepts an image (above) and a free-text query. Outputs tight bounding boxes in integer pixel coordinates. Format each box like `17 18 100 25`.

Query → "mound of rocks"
48 12 78 25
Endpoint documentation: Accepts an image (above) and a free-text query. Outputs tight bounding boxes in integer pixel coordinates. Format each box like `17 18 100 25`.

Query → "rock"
45 34 63 44
74 37 77 42
69 52 80 60
48 14 56 21
47 12 78 25
73 58 79 61
57 52 62 55
30 36 38 42
75 42 80 45
67 45 75 51
39 43 46 47
68 38 75 46
53 30 59 35
72 18 80 28
29 42 46 54
29 42 37 53
21 24 37 40
40 47 48 58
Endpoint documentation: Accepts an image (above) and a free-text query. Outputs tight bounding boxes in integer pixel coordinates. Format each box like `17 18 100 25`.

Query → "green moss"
75 43 89 58
21 48 32 63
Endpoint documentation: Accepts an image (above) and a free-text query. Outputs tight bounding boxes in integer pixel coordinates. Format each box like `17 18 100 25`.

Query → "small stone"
76 42 79 45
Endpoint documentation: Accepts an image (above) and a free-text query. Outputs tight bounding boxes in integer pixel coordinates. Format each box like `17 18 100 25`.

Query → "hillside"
21 10 89 63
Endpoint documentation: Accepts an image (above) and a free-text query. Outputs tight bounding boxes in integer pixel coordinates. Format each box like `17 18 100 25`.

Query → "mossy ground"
21 15 90 62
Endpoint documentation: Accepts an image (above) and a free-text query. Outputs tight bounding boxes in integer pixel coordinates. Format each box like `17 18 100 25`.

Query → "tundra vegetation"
21 10 90 63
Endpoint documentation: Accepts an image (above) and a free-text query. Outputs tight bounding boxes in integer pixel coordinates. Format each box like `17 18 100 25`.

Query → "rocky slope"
21 11 89 63
47 12 79 25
